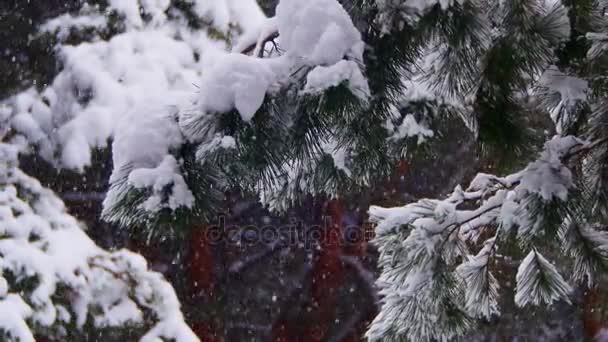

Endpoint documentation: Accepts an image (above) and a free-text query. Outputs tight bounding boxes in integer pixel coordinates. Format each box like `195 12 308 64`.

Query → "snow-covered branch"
367 135 608 341
0 143 197 341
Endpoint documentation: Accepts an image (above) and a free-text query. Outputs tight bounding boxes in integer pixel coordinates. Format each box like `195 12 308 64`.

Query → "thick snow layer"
188 0 266 34
194 52 281 123
6 27 200 170
276 0 364 65
5 0 270 217
4 0 265 171
188 0 368 127
0 143 198 341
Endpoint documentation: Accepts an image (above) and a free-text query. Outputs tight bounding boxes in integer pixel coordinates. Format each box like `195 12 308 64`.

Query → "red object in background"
272 321 297 342
397 159 410 177
271 198 376 342
188 225 223 341
311 199 346 299
582 286 605 341
188 225 216 297
303 199 347 341
271 199 348 341
191 321 223 342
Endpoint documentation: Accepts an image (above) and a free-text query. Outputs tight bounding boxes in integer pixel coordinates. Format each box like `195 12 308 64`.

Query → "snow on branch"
514 250 572 307
373 0 469 33
0 144 198 341
4 0 264 172
184 0 369 129
367 135 608 341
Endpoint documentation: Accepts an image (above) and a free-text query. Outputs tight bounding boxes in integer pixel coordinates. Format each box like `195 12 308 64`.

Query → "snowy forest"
2 0 608 340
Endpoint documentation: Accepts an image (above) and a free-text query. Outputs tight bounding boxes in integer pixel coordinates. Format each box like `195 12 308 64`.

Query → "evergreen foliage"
0 143 196 341
100 0 608 340
3 0 608 340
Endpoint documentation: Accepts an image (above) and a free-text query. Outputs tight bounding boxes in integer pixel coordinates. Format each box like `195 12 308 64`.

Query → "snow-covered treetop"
0 143 197 341
2 0 264 171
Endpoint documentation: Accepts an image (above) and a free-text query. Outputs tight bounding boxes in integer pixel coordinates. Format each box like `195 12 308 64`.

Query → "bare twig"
240 31 280 57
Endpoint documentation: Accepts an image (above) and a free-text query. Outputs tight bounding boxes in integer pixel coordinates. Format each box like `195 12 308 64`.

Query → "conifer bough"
3 0 608 340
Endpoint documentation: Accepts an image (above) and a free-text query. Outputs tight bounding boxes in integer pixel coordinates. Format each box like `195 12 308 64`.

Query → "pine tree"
0 142 197 341
0 1 248 340
5 0 608 340
100 0 608 340
90 0 608 338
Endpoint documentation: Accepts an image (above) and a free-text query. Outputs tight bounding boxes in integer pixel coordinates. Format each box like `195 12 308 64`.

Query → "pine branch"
514 249 573 307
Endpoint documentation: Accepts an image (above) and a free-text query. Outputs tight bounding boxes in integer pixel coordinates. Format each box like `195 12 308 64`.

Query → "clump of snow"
103 100 192 219
189 0 266 34
276 0 365 65
0 295 34 342
191 52 281 124
387 114 435 144
5 0 274 217
0 143 198 341
128 155 195 212
109 0 150 28
517 136 584 201
322 139 352 176
6 26 203 170
303 60 370 100
233 17 279 55
111 103 184 180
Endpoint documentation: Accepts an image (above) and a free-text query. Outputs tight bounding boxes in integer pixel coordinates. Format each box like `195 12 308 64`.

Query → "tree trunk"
188 225 224 341
304 198 347 341
582 286 605 341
